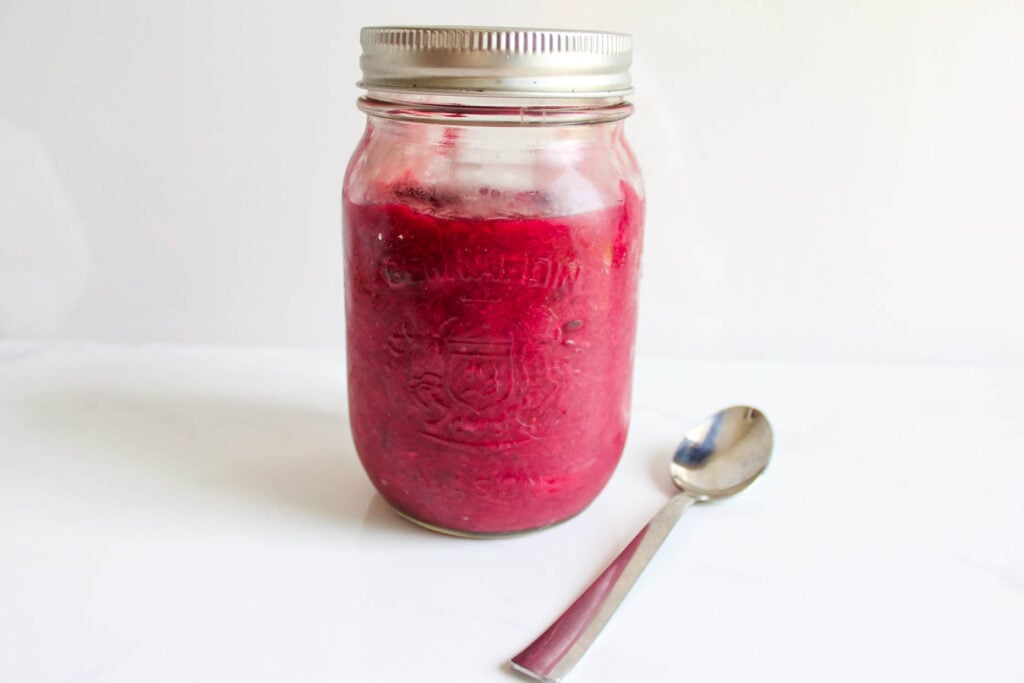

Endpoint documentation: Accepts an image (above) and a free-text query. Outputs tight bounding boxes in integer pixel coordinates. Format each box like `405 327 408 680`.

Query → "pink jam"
344 184 644 534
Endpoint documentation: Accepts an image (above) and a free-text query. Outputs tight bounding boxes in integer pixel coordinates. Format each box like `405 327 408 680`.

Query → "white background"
3 5 1024 682
2 0 1022 361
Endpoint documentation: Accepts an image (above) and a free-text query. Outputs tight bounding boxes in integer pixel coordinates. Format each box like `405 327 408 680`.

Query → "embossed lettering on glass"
343 27 644 536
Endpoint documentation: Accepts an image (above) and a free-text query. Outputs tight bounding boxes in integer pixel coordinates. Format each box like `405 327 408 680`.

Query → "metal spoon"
510 405 773 682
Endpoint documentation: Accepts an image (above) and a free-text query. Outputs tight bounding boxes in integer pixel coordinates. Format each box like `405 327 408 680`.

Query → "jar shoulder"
343 119 642 217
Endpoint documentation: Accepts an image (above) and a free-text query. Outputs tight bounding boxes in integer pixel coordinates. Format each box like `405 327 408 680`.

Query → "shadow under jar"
343 26 645 536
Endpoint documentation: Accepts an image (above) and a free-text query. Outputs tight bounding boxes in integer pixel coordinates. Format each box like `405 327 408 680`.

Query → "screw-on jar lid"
358 26 632 98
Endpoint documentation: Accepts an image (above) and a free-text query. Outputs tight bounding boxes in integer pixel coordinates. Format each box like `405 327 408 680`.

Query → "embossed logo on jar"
387 315 568 449
446 338 513 411
380 249 580 292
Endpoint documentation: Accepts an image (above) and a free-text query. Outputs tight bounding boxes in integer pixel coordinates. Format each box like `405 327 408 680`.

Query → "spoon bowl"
672 405 773 500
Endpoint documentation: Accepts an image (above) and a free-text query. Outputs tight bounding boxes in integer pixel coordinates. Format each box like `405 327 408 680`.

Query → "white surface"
2 1 1023 361
2 343 1022 682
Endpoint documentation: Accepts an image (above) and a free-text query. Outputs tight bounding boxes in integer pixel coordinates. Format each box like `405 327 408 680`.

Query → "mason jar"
343 26 644 536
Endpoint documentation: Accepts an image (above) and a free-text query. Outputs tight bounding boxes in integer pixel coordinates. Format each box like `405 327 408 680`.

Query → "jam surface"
344 185 643 534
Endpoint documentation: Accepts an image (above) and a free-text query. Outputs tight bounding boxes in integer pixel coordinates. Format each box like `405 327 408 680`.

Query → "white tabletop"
1 343 1022 682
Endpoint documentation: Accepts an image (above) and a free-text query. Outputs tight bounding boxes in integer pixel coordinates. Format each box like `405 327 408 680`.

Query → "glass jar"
343 26 644 536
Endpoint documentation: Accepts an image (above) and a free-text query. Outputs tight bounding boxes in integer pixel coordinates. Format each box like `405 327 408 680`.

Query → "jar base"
388 503 586 539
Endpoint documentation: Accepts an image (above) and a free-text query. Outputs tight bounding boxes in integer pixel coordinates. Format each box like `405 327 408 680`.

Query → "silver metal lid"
358 26 632 98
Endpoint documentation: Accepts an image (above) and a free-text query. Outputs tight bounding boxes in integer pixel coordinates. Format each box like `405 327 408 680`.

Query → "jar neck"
358 90 633 126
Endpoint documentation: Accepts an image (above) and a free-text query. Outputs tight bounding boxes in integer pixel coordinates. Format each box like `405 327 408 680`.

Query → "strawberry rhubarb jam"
344 185 643 534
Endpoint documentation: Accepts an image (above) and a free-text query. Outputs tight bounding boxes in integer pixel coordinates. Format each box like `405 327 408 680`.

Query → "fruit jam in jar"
344 27 644 536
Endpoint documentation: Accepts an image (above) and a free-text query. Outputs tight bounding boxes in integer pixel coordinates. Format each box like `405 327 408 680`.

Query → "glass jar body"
343 100 644 535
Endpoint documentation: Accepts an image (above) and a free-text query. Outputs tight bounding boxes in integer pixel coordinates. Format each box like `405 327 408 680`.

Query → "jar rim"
357 95 634 126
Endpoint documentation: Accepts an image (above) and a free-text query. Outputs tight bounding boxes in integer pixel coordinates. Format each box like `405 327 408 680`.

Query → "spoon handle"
510 493 696 681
